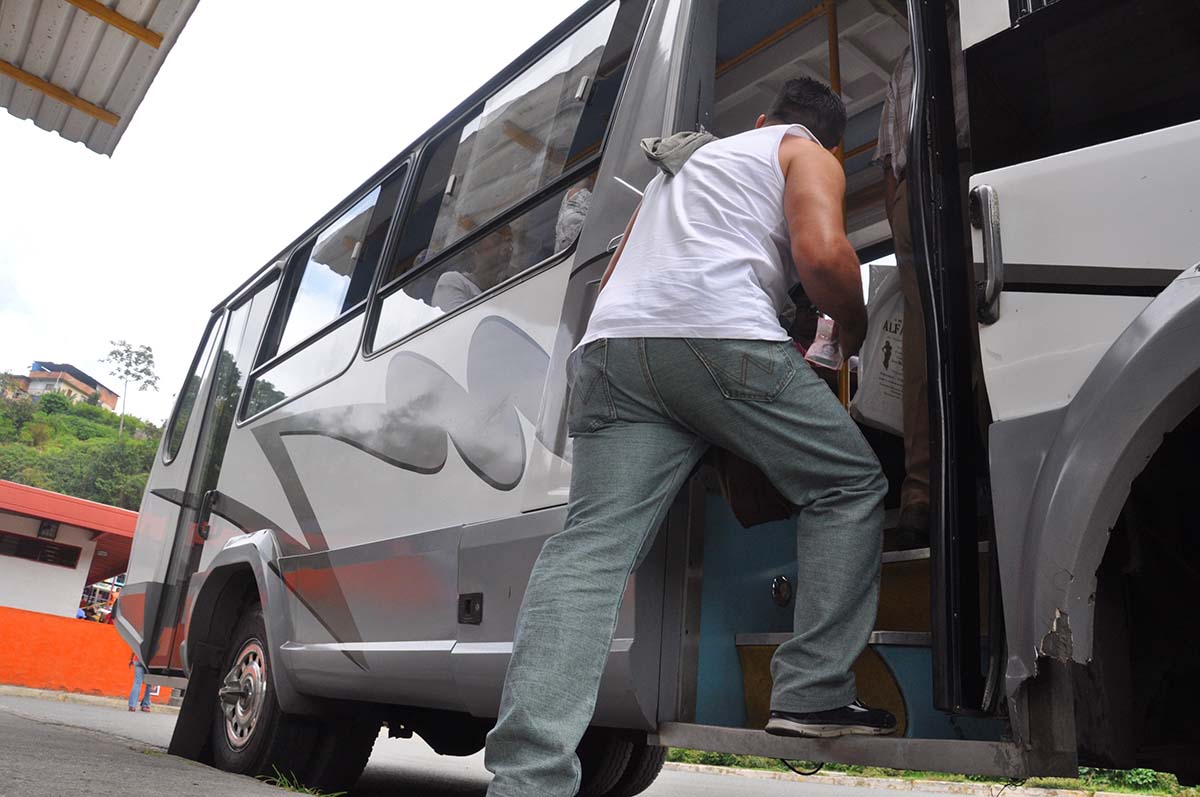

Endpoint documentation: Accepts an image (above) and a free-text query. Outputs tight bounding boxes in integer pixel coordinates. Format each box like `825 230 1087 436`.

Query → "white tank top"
580 123 817 347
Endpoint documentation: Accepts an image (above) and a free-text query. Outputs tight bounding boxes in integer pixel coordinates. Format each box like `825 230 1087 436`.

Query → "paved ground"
0 698 280 797
0 693 988 796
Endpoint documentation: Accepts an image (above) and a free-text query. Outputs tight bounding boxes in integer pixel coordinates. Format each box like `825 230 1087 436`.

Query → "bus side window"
272 187 384 358
164 313 222 463
370 0 647 352
241 166 407 420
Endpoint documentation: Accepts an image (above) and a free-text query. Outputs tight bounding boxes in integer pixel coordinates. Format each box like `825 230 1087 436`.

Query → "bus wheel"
577 727 633 797
606 739 667 797
210 604 313 779
301 716 381 793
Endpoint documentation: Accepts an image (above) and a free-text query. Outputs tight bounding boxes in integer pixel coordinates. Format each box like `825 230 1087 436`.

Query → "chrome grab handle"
197 489 219 540
970 184 1003 324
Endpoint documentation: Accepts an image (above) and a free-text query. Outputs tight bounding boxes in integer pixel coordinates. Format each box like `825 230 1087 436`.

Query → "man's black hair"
766 77 847 149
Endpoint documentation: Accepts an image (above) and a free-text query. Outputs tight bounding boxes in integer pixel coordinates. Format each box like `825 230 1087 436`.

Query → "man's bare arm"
781 138 867 357
599 202 640 292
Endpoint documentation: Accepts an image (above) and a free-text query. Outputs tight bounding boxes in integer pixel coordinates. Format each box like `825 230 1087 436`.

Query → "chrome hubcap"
219 639 267 750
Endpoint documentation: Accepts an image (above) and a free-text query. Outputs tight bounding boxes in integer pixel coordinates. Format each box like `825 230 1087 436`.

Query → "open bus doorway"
659 0 1000 744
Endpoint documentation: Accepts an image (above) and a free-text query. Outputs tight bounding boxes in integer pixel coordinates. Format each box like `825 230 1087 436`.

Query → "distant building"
1 374 30 400
0 480 136 618
27 362 119 411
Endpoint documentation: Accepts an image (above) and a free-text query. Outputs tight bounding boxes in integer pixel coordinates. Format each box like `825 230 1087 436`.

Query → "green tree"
3 396 36 433
25 422 52 448
38 391 71 414
85 390 101 406
0 392 162 508
0 373 21 397
103 340 160 437
16 465 51 489
0 443 47 481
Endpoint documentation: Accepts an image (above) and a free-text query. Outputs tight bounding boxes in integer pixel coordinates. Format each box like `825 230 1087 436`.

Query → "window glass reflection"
276 188 381 355
244 313 362 418
373 176 591 349
385 4 621 285
167 315 221 460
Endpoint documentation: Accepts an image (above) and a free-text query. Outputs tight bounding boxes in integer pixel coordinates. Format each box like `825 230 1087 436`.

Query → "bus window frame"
222 0 645 423
236 160 414 424
162 311 224 466
363 0 644 357
256 168 407 369
364 158 600 358
237 303 368 427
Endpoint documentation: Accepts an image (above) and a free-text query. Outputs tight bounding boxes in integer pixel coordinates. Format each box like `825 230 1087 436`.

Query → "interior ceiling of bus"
714 0 911 247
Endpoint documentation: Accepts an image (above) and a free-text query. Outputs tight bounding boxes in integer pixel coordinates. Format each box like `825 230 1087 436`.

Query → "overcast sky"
0 0 586 424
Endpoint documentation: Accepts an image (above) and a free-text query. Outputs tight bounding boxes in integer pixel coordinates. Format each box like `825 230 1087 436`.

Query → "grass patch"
257 766 346 796
665 750 1196 795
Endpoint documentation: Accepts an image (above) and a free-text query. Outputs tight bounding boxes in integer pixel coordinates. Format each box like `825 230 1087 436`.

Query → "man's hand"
838 318 866 361
780 136 867 358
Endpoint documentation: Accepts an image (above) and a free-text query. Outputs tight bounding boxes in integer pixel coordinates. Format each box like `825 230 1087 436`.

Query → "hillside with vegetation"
0 390 160 510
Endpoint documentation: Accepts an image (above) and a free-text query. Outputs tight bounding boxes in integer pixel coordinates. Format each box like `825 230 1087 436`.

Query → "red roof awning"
0 480 137 584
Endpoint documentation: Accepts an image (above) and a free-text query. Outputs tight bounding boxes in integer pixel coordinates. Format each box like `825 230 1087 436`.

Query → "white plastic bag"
850 264 905 436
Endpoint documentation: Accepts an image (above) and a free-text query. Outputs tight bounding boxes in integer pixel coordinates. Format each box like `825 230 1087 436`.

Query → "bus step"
649 722 1035 778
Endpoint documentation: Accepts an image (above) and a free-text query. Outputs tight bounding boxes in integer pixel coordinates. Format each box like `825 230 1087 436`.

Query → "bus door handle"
970 184 1003 325
197 490 219 540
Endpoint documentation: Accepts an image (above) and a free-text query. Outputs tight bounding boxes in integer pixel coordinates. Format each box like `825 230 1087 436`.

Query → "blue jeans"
485 338 886 795
129 661 152 709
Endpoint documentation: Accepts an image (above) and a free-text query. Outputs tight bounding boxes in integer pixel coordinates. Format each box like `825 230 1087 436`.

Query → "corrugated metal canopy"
0 0 198 155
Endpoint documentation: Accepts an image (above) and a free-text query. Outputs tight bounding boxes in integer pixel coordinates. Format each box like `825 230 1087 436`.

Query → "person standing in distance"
485 76 894 797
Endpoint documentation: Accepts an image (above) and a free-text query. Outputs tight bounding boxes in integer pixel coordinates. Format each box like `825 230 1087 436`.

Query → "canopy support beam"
0 60 120 126
64 0 163 49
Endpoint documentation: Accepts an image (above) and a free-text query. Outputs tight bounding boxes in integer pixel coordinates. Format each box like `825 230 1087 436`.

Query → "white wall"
26 380 87 402
0 511 96 617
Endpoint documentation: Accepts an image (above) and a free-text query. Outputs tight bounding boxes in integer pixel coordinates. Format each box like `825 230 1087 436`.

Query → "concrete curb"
0 685 180 715
662 762 1147 797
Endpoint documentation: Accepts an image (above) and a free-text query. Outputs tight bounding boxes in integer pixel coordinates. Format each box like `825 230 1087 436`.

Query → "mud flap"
167 641 223 763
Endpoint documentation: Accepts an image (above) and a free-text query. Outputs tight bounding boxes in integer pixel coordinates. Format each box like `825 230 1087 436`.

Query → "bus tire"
302 716 381 793
210 604 315 779
577 727 633 797
606 740 667 797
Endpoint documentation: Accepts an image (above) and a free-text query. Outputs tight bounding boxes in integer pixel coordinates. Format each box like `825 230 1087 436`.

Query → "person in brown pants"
886 176 930 540
874 4 973 545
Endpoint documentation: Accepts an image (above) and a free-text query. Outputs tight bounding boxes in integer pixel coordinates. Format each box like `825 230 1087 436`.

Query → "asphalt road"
0 694 950 796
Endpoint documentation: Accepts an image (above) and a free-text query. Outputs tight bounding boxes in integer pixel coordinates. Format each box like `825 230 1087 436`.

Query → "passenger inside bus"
872 0 972 550
431 224 515 312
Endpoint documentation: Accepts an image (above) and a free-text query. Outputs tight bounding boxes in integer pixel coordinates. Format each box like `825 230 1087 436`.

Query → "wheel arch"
1001 269 1200 693
183 530 320 716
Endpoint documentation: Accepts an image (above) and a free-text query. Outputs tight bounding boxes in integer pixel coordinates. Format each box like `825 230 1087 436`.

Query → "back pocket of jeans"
684 339 796 402
567 339 616 432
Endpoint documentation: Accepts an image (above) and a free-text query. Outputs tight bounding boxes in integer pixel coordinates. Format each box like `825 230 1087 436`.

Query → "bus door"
664 0 994 721
117 311 226 668
157 277 277 671
119 275 271 671
908 0 989 713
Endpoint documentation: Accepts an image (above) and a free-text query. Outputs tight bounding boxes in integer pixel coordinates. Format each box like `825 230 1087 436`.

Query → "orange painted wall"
0 606 171 704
